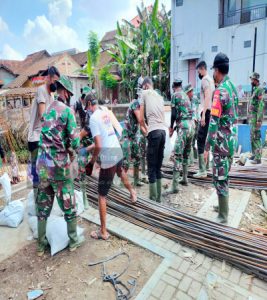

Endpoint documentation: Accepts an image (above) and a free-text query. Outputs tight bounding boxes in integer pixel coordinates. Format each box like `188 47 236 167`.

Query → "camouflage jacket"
123 98 140 139
191 96 200 122
37 99 80 181
205 75 238 157
249 85 265 125
171 89 193 130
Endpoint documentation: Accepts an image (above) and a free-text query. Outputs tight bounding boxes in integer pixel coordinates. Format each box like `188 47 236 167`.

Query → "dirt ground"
0 220 161 300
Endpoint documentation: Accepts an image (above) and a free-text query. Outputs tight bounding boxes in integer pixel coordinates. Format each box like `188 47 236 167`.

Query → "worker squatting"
27 52 265 256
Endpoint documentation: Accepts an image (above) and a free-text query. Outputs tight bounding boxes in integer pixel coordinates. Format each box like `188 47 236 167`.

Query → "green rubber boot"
81 181 89 210
133 166 144 187
216 195 229 224
188 149 194 166
67 219 85 252
163 170 180 195
156 179 162 203
206 152 210 171
193 148 198 160
33 187 39 215
149 182 158 201
193 154 207 178
179 164 188 186
37 219 48 257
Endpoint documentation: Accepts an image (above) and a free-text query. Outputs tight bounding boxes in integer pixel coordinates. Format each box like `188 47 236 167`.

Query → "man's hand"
169 127 174 137
201 115 206 127
204 150 209 163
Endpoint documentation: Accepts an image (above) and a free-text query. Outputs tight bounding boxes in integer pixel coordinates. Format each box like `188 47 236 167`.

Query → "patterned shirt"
171 88 193 130
124 98 141 138
37 99 80 181
249 85 265 125
205 75 238 157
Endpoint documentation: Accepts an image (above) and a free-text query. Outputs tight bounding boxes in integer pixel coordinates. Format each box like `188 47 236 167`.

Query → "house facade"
171 0 267 91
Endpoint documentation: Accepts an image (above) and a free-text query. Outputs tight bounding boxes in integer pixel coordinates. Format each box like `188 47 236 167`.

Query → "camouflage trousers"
37 179 76 222
212 154 232 197
250 124 262 160
121 135 141 171
139 133 147 173
173 128 194 170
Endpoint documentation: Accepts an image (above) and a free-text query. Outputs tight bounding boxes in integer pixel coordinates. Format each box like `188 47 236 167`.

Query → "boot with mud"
67 218 85 252
216 195 229 224
193 154 207 178
37 219 48 257
163 170 180 195
133 166 144 187
149 182 157 201
179 164 189 186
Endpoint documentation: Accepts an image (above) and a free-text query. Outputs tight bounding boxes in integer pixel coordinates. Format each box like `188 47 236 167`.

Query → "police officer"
165 79 194 194
204 53 238 224
248 72 265 164
36 76 84 256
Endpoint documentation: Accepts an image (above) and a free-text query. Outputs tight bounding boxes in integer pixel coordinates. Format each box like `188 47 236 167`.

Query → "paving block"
175 290 193 300
253 278 267 291
166 268 183 281
170 256 183 269
160 285 176 300
171 243 182 254
161 273 180 287
151 280 166 298
228 268 242 284
251 285 267 297
187 280 202 298
178 260 191 274
179 275 192 293
187 269 205 283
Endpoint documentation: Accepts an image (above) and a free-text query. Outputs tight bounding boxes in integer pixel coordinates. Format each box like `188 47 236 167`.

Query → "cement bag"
28 216 38 239
46 215 84 256
74 190 84 216
0 200 24 227
0 173 11 204
27 190 36 216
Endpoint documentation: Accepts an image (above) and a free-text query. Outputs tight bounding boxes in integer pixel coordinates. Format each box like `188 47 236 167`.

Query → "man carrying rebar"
85 93 137 240
204 53 238 224
36 76 84 256
194 61 215 178
28 66 60 204
248 72 265 165
165 79 195 194
121 89 147 187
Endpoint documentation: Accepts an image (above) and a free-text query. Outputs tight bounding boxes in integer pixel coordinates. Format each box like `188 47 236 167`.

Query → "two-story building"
171 0 267 91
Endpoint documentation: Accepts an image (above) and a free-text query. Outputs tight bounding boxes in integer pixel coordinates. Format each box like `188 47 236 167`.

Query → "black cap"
85 90 98 106
173 78 182 84
211 53 229 69
42 66 60 77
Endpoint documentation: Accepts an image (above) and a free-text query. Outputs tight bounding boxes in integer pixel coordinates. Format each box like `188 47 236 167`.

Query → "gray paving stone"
161 273 180 287
233 294 248 300
179 275 192 293
251 285 267 297
151 280 166 298
228 268 242 284
166 268 183 281
175 290 193 300
213 291 232 300
164 239 176 251
171 243 182 254
216 285 235 298
253 278 267 291
187 280 202 298
152 237 165 248
178 260 191 274
194 253 205 265
160 285 176 300
170 256 183 269
156 234 169 243
147 297 157 300
202 256 213 269
187 269 205 283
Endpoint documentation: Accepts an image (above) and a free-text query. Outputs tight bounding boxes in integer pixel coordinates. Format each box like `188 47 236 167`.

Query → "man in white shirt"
194 61 215 178
85 94 137 241
28 66 60 203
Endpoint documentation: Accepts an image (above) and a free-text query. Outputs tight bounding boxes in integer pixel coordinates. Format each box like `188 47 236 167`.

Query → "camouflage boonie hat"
56 75 73 95
184 83 193 94
250 72 260 81
82 86 91 94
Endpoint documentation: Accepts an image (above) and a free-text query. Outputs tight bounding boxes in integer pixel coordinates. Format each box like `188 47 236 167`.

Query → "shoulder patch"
211 90 222 117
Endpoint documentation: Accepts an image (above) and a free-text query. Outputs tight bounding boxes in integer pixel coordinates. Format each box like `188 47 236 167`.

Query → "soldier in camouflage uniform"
165 79 194 194
204 53 238 224
121 95 147 186
185 84 200 165
248 72 265 164
36 76 84 256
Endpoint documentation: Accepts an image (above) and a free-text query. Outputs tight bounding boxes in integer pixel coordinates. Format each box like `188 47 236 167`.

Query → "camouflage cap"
82 86 92 94
184 83 193 94
56 75 73 95
250 72 260 81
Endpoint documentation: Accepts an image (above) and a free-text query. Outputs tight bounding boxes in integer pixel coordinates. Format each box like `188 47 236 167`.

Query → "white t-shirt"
90 108 123 169
28 84 54 142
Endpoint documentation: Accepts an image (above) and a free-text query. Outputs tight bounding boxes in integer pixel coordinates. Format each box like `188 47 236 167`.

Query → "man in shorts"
86 94 137 240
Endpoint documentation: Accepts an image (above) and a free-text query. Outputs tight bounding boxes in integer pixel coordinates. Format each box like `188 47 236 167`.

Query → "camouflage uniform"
205 75 238 197
191 96 200 159
37 99 80 222
139 130 147 175
249 85 265 161
172 89 195 168
121 99 141 171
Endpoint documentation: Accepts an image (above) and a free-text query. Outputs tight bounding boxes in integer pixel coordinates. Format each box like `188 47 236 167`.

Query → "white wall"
171 0 267 91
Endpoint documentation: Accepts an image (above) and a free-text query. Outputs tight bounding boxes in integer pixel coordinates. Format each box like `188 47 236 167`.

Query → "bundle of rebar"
162 163 267 190
75 176 267 282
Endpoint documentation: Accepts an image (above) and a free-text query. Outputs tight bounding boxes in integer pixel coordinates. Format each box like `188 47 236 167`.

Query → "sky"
0 0 171 60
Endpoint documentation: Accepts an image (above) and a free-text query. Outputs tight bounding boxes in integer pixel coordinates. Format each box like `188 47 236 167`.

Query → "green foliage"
99 66 118 90
108 0 171 101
